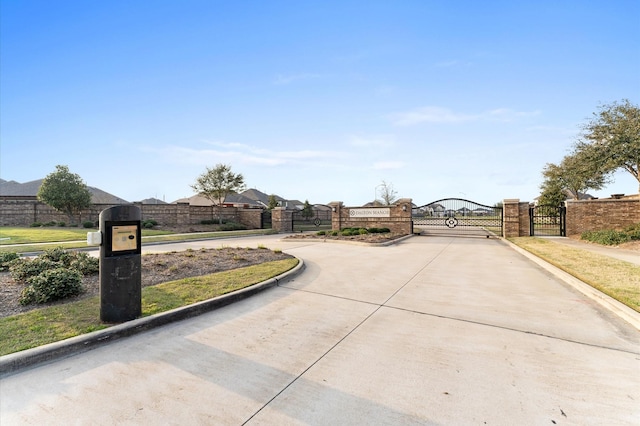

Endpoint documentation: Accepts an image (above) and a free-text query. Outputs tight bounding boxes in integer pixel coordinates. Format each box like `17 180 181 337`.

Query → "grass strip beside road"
509 237 640 312
0 258 298 356
0 228 277 253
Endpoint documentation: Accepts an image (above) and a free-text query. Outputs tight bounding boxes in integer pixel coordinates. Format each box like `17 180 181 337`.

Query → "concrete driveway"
1 235 639 425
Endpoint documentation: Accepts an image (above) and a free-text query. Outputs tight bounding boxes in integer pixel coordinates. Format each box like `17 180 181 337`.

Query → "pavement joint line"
383 305 640 356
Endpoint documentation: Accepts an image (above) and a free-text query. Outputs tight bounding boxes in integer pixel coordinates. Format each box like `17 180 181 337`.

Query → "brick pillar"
272 207 293 233
176 202 190 226
329 201 342 231
395 198 413 235
502 199 530 237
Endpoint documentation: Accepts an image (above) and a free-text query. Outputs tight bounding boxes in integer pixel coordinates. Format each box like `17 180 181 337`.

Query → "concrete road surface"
1 235 639 425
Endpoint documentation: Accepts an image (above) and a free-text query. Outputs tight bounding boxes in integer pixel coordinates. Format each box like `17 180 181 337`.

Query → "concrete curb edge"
0 257 305 377
502 238 640 331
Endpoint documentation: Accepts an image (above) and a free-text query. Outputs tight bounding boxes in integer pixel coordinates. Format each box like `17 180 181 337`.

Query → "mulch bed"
0 247 293 319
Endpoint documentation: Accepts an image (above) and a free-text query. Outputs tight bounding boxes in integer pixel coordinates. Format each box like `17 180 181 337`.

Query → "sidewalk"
540 236 640 265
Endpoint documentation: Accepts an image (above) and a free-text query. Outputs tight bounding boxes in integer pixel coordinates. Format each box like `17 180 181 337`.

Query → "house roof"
0 179 129 204
138 197 168 204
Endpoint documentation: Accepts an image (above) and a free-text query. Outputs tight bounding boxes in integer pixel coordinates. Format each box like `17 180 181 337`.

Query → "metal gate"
412 198 503 237
529 205 566 236
261 210 272 229
292 208 332 232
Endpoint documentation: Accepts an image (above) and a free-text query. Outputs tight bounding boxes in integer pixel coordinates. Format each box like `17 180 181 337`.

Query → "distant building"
0 178 129 204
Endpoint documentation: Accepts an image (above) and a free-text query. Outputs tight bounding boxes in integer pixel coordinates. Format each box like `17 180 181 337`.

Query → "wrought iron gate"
412 198 503 237
529 205 566 236
261 210 272 229
292 208 332 232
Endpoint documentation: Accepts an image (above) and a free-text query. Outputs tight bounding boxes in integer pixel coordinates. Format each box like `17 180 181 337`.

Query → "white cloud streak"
389 106 541 126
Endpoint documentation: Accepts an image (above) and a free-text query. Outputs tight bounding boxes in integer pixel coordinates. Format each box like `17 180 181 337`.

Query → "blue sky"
1 1 638 206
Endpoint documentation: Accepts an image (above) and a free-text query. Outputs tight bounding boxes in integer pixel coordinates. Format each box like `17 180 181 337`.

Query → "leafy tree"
191 164 245 224
576 99 640 192
376 180 398 205
37 165 92 225
541 150 609 200
267 194 279 210
538 171 566 206
301 200 314 220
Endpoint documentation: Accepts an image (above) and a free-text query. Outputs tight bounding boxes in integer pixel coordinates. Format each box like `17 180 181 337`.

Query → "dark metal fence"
292 209 332 232
412 198 503 237
261 211 272 229
529 205 566 236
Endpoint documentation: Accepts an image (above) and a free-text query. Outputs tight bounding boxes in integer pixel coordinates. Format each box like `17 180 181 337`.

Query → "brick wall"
0 200 263 229
329 199 413 234
565 198 640 236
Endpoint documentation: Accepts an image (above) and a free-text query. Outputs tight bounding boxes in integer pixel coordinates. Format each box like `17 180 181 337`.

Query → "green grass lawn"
0 226 172 244
0 258 298 356
0 227 276 253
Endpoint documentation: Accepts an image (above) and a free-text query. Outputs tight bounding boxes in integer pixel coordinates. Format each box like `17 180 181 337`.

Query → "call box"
104 220 141 257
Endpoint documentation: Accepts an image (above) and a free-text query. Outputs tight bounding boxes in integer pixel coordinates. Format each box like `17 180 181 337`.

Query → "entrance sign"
349 208 390 218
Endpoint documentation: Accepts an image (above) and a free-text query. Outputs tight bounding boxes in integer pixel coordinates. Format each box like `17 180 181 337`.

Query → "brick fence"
565 198 640 236
0 200 263 229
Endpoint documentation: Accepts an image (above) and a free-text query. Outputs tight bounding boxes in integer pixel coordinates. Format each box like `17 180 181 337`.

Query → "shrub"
0 252 20 271
69 252 99 275
341 229 354 236
581 230 630 246
624 223 640 240
20 268 83 305
10 258 58 282
378 227 391 233
83 221 95 228
30 222 43 227
44 221 57 226
358 228 369 235
330 230 339 236
57 222 66 227
220 222 247 231
41 246 74 264
316 230 326 236
142 219 158 229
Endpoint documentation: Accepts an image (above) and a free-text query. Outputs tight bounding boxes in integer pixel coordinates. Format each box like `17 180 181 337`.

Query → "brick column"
176 202 190 226
329 201 342 231
272 207 293 233
503 199 530 237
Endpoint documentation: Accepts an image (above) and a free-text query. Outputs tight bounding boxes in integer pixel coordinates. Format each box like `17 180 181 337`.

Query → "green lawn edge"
508 237 640 312
0 258 298 356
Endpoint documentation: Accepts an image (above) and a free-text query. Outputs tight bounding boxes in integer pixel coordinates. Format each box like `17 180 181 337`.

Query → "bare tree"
375 181 398 205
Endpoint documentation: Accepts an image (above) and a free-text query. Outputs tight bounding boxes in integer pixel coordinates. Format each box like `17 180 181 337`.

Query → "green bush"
0 252 20 271
220 222 247 231
69 252 99 275
10 258 58 282
358 228 369 235
44 221 57 226
316 230 326 236
57 222 66 227
330 230 339 236
581 230 630 246
83 221 95 228
20 268 83 305
624 223 640 240
142 219 158 229
30 222 43 227
41 246 74 264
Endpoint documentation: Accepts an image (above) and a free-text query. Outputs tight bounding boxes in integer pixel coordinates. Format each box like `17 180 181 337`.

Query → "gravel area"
0 247 293 318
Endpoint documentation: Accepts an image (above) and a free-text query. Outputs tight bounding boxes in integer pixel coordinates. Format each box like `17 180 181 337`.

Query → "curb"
0 258 305 378
284 234 414 247
502 239 640 331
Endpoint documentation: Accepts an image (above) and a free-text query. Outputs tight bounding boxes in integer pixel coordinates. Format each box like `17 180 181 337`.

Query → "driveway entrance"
2 235 638 424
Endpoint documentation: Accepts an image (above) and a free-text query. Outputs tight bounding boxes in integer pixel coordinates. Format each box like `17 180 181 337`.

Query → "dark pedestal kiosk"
99 205 142 323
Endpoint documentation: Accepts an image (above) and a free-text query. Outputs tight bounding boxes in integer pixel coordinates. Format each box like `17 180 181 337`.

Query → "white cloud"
142 141 345 168
389 106 541 126
390 107 476 125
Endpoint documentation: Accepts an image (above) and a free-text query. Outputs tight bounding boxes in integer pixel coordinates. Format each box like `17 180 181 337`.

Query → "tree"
37 165 92 225
376 181 398 205
541 149 609 200
190 164 245 224
267 194 279 210
576 99 640 192
538 171 566 207
301 200 314 220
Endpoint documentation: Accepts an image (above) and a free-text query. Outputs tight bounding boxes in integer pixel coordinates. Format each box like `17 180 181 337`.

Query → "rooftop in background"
0 178 129 204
